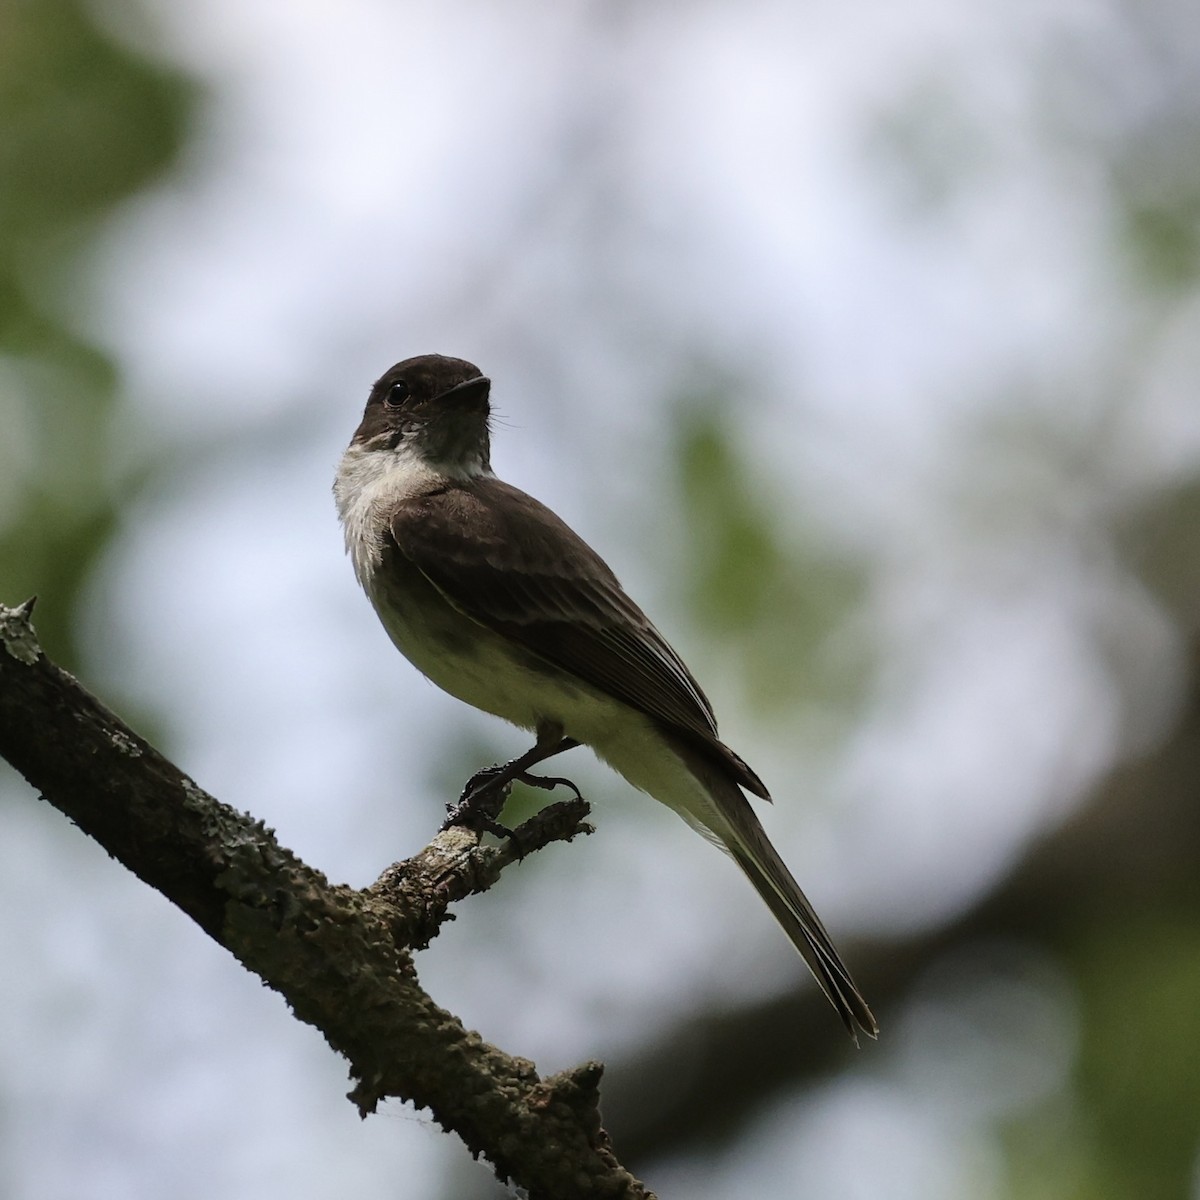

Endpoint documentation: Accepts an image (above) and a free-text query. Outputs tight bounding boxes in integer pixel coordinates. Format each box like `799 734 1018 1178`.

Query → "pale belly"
365 563 624 742
361 559 726 835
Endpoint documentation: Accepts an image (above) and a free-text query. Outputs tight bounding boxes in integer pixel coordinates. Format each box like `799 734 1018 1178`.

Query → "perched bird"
334 354 876 1038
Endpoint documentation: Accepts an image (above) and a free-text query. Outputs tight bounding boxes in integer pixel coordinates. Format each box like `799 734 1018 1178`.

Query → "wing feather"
389 478 768 797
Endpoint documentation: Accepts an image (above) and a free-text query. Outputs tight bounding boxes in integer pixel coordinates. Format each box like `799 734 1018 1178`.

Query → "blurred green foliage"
0 0 192 668
1114 123 1200 293
1124 199 1200 291
672 401 871 720
1067 918 1200 1198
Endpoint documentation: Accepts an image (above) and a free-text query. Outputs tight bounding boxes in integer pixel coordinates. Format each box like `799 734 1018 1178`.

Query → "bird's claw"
442 761 584 839
441 765 511 834
515 771 583 801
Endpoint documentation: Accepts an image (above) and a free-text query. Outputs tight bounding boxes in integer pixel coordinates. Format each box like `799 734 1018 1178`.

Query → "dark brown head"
350 354 492 470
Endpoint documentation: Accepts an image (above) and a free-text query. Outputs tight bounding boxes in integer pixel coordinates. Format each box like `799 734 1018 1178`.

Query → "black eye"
383 380 409 408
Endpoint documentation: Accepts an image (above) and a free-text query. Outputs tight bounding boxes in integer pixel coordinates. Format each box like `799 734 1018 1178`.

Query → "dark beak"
439 375 491 407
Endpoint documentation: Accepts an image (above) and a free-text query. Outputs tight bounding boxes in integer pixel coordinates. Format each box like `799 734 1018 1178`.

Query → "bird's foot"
441 763 514 836
512 771 584 801
442 761 585 839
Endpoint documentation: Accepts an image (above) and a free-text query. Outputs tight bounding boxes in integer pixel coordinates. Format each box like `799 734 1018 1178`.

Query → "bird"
333 353 876 1039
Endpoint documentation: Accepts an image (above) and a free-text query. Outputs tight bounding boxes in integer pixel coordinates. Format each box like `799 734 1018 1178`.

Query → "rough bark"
0 599 652 1200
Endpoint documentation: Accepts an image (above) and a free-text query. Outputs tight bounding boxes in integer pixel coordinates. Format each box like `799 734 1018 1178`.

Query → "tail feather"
728 836 877 1040
671 741 877 1040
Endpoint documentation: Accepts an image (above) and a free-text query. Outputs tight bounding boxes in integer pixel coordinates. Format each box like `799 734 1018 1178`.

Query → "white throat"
334 438 492 587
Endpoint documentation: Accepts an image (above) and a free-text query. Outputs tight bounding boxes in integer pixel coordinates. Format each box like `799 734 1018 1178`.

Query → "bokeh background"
4 1 1200 1197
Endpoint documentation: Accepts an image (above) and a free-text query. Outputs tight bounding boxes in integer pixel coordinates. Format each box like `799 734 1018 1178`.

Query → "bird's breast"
360 555 657 756
362 559 551 728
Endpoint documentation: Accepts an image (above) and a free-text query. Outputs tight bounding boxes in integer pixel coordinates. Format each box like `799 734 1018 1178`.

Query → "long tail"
726 816 877 1040
674 744 877 1040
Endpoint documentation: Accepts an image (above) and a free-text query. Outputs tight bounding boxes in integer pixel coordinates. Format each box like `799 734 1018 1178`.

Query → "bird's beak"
439 376 491 408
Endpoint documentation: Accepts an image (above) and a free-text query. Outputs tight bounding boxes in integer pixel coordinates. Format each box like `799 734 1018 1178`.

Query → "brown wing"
389 477 769 798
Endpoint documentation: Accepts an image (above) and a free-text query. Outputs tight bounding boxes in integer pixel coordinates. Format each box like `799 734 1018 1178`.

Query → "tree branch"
0 600 651 1200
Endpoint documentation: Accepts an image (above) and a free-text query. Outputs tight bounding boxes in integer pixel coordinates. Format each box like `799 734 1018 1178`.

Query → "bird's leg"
460 726 581 806
443 724 582 835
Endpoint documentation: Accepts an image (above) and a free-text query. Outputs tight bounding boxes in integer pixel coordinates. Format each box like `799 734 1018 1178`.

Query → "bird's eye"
384 380 409 408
